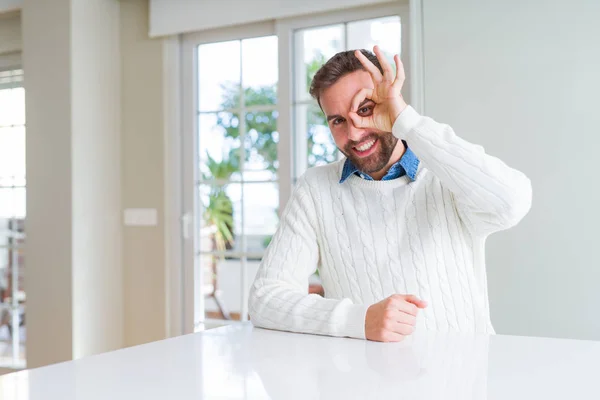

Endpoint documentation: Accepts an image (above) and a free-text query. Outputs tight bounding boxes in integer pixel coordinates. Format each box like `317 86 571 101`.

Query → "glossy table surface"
1 324 600 399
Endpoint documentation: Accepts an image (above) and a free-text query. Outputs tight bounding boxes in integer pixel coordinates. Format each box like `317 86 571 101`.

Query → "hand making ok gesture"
348 45 409 133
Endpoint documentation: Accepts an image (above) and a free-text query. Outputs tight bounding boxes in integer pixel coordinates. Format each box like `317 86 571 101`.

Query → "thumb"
404 294 428 309
348 111 372 129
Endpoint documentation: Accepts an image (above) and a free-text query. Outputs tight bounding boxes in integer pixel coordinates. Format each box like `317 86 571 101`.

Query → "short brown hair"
309 49 383 108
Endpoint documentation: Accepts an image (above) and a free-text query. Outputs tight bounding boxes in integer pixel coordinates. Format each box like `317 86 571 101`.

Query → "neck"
369 140 406 180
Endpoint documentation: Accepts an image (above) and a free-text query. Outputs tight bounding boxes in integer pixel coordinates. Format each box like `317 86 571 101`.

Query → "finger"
390 299 418 317
390 294 425 310
350 87 375 113
404 294 428 309
354 50 383 83
397 312 417 327
392 322 415 336
348 111 373 130
374 45 394 82
392 54 406 90
383 318 415 336
396 301 419 317
379 331 406 343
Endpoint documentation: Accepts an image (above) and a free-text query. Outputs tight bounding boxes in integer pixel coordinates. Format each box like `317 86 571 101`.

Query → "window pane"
243 110 278 181
306 103 337 168
0 81 26 369
0 239 26 368
347 16 401 63
198 182 278 255
0 88 25 127
198 113 242 182
294 103 338 177
201 256 260 322
242 36 277 106
199 183 242 254
243 182 279 253
294 24 344 102
0 188 26 219
0 127 26 184
198 40 241 111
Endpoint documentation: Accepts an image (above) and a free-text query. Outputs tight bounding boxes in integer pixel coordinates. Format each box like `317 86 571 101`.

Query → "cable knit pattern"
249 106 532 339
424 181 459 331
405 183 435 330
442 188 477 331
306 174 342 299
330 177 363 302
350 184 385 302
313 177 345 299
379 188 406 296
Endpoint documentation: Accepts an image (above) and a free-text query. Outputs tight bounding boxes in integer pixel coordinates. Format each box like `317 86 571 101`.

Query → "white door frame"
180 21 277 333
170 1 425 335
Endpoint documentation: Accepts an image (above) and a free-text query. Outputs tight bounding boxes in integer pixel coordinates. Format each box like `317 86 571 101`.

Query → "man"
249 46 532 342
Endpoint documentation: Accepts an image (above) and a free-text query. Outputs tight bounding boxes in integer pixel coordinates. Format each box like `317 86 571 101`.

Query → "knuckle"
382 332 396 343
399 313 413 325
400 325 415 335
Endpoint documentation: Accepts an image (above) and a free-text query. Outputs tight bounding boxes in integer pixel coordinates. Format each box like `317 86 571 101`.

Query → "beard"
339 131 399 174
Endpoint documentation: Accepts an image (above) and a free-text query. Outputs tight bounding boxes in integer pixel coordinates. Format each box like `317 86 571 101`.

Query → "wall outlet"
123 208 158 227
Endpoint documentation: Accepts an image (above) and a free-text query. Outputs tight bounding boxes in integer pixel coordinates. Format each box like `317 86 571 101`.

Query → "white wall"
71 0 123 359
0 11 20 55
23 0 74 368
0 0 21 15
23 0 124 367
422 0 600 340
4 0 171 368
120 0 169 347
149 0 394 36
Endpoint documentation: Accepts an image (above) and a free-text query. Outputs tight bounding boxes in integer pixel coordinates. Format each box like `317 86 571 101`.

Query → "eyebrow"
356 98 373 110
326 99 374 122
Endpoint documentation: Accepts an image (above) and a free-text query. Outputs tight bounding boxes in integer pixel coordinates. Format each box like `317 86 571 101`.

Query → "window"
182 4 408 330
191 33 280 324
292 16 402 178
0 66 26 368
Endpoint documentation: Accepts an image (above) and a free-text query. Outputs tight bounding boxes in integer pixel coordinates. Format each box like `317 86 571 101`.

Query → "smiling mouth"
352 138 378 157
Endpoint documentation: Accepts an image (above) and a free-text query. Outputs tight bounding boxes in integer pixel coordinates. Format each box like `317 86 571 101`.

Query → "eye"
358 105 373 116
332 117 344 126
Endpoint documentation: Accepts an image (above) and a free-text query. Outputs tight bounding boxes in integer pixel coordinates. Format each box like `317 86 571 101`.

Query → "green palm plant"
204 189 234 252
202 152 236 253
201 152 237 319
202 151 239 182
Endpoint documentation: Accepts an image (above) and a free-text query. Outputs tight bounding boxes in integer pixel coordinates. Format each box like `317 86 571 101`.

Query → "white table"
1 324 599 399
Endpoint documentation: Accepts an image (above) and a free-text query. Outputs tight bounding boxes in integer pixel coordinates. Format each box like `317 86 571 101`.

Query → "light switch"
123 208 158 227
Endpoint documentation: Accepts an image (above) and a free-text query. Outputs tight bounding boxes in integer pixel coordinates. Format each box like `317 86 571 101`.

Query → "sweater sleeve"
392 106 532 237
248 175 369 339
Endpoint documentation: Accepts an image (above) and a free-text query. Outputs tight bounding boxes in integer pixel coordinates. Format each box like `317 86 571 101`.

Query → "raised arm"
349 46 531 236
392 107 532 236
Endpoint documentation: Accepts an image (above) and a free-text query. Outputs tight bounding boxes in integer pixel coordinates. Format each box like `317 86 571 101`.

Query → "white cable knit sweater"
249 106 532 339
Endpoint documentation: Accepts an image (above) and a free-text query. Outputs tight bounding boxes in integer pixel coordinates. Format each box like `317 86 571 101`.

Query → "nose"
346 122 366 143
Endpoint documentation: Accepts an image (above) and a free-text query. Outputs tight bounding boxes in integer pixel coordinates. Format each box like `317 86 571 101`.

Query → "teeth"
356 139 375 152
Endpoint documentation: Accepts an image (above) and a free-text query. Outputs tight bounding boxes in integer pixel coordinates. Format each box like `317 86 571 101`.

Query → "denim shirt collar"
339 142 420 184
